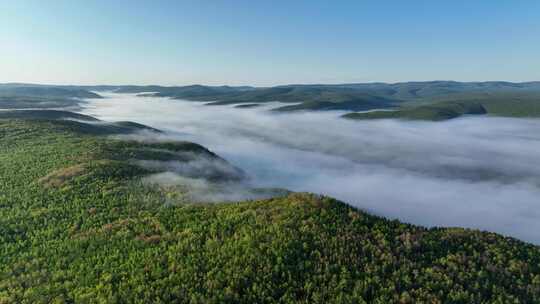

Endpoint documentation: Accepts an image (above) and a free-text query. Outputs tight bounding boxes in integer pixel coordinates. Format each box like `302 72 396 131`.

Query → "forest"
1 115 539 303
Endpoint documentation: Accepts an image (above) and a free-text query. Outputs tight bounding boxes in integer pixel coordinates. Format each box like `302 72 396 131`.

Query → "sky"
1 0 539 86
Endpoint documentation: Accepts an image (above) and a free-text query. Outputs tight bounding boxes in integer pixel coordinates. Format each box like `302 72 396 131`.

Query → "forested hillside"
0 84 101 111
1 114 540 303
2 82 540 120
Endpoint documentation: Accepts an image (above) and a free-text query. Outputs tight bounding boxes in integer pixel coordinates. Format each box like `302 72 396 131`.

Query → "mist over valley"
3 1 540 300
78 92 540 244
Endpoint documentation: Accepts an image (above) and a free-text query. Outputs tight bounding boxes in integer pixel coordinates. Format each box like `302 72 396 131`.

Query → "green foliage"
466 93 540 118
0 85 101 113
1 119 540 303
0 110 164 135
0 96 80 109
0 110 98 121
344 92 540 121
343 102 487 121
2 82 540 117
0 84 102 99
91 81 540 114
204 87 399 112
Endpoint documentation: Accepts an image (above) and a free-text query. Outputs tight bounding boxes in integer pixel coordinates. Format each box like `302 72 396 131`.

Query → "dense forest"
3 82 540 120
1 114 540 303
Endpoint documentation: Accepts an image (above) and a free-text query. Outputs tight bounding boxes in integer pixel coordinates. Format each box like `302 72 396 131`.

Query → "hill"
343 101 488 121
0 84 102 111
0 113 539 303
2 82 540 119
95 81 540 116
0 84 102 99
344 92 540 121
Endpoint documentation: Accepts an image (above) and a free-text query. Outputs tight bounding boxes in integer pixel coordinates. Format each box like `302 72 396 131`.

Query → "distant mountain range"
2 81 540 120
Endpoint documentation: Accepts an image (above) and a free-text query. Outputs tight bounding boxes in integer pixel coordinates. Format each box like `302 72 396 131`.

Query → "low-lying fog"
79 92 540 244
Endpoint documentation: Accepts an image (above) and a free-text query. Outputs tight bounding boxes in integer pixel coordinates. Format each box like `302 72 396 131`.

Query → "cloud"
79 92 540 244
141 172 287 203
135 156 244 181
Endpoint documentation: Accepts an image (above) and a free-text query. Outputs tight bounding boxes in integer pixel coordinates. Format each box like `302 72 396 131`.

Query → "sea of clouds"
79 92 540 244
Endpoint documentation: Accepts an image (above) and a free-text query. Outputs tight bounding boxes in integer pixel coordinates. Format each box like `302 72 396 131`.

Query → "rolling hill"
0 109 539 302
89 81 540 116
0 84 102 111
2 82 540 120
344 92 540 121
0 84 102 99
343 101 488 121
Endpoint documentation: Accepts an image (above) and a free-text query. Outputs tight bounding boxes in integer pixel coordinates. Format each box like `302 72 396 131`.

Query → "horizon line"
2 79 540 88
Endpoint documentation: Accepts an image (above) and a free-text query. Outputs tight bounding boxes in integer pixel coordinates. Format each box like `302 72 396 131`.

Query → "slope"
0 115 539 303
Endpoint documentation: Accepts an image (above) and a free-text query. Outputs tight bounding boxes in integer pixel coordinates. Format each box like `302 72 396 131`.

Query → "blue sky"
0 0 539 86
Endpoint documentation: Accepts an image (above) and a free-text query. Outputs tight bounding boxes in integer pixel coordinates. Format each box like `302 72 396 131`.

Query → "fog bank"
79 93 540 244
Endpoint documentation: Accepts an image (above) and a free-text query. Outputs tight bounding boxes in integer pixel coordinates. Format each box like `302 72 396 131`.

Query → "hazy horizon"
2 79 540 88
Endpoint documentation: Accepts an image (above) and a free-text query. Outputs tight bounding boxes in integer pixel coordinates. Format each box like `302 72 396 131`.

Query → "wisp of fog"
79 92 540 244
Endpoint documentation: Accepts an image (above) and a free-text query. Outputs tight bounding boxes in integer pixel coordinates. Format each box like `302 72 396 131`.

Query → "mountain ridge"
2 81 540 120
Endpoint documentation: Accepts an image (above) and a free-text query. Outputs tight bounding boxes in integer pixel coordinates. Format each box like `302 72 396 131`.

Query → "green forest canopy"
0 115 539 303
